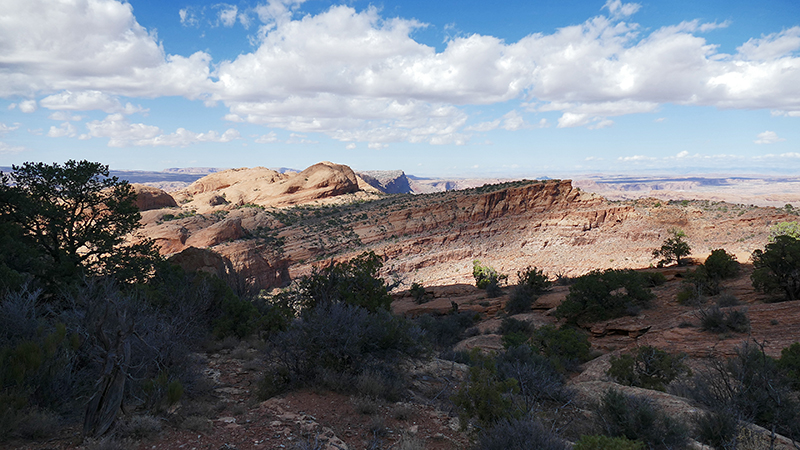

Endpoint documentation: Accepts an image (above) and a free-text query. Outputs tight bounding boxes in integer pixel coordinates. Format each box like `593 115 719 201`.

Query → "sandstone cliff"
132 184 177 211
171 161 377 215
137 162 796 294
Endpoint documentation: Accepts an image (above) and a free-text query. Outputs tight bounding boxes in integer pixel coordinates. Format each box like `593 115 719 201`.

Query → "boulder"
167 246 234 281
185 217 246 248
132 184 178 211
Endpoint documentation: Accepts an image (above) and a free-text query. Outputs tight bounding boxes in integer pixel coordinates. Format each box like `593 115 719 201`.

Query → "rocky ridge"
135 163 797 295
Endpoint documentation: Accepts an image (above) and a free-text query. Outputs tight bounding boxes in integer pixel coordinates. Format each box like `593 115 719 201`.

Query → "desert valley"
4 160 800 450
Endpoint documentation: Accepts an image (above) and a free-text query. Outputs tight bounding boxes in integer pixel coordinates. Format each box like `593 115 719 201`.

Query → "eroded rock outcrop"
167 246 234 281
137 162 794 294
172 162 366 214
132 184 177 211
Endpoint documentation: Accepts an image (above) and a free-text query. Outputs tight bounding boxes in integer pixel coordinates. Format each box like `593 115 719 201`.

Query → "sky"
1 0 799 177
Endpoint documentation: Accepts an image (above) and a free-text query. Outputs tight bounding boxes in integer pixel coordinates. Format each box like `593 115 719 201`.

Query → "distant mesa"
162 167 226 175
356 170 413 194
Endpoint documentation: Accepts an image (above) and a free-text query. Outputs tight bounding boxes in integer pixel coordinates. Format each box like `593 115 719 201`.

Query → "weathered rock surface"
213 240 291 290
132 184 177 211
167 246 234 280
185 217 246 248
172 162 369 214
137 163 797 297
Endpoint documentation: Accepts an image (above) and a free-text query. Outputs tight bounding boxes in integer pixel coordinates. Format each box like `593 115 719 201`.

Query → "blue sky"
1 0 799 177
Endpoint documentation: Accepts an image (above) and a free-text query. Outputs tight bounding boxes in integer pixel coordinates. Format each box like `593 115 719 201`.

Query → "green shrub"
652 228 691 267
675 286 704 306
716 293 740 308
473 260 506 290
167 379 184 405
699 306 750 334
452 349 519 429
262 302 425 400
530 325 591 373
751 235 800 301
641 272 667 287
475 417 569 450
607 346 690 391
694 409 738 450
499 318 533 349
296 251 394 312
678 249 739 304
723 308 750 333
690 342 800 442
143 262 267 340
495 344 571 410
517 266 551 294
499 318 533 337
485 280 503 298
143 371 185 411
573 435 645 450
556 269 655 324
597 389 689 450
416 311 480 351
505 267 550 314
0 293 77 439
211 281 260 339
769 221 800 241
409 282 428 304
504 287 533 315
682 267 721 299
703 249 740 280
778 342 800 390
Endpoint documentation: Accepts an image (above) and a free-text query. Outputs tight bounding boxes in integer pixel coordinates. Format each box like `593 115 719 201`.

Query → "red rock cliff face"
137 172 788 292
281 180 636 287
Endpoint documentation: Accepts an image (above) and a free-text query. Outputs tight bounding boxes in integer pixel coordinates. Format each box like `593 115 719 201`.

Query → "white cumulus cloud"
0 0 214 98
48 111 84 121
82 114 240 147
40 91 146 114
254 132 279 143
618 155 657 161
1 0 800 146
19 100 37 113
754 130 786 144
179 7 200 27
0 141 26 154
0 122 20 135
47 122 77 138
216 4 238 27
603 0 641 18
